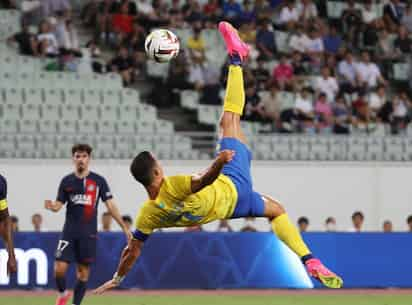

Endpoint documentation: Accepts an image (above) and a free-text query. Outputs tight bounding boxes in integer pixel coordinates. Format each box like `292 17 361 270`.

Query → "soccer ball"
145 29 180 63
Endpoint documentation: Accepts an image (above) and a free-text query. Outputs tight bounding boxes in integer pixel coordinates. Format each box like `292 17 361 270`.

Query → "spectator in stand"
338 51 358 94
97 0 117 42
222 0 243 24
203 0 220 20
314 92 333 133
306 28 324 71
341 0 362 48
290 51 307 76
297 217 309 232
279 0 299 30
10 215 18 233
217 220 233 232
40 0 71 18
368 86 387 120
402 4 412 33
122 215 133 231
294 87 315 132
407 215 412 232
256 18 276 60
101 211 112 232
394 26 412 58
289 25 310 54
377 28 397 78
323 24 342 55
333 95 351 134
37 19 59 57
138 0 156 18
187 26 206 55
31 213 45 232
325 217 337 232
391 92 411 134
110 2 136 46
272 55 294 90
362 0 378 26
296 0 318 25
244 85 264 121
107 46 135 85
349 211 364 232
314 67 338 103
85 39 104 73
55 11 81 55
7 20 38 56
241 217 257 232
352 92 370 128
383 220 393 233
239 0 256 24
383 0 402 31
253 58 270 90
355 51 386 91
259 85 284 126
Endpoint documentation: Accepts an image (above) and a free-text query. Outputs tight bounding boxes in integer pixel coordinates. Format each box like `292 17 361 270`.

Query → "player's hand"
218 150 235 164
44 200 54 210
7 255 17 275
125 230 133 244
93 279 119 295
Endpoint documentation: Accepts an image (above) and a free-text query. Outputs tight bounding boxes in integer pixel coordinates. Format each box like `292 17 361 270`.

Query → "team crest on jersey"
88 185 95 192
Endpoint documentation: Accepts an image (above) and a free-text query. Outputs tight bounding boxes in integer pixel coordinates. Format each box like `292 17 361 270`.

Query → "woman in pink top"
272 55 294 90
314 92 333 132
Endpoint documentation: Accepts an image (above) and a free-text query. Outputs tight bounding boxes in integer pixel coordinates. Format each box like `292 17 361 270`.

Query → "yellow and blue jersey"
0 174 8 211
133 174 238 241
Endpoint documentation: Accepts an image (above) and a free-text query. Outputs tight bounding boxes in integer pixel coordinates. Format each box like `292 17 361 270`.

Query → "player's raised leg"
218 21 250 144
262 194 343 288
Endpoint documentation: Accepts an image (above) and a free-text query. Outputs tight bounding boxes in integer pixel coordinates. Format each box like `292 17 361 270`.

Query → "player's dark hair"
72 143 92 156
352 211 364 220
407 215 412 224
122 215 132 223
298 217 309 225
130 151 156 187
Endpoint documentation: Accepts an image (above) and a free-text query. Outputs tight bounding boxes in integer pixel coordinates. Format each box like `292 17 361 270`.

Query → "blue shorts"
217 137 265 218
55 232 97 265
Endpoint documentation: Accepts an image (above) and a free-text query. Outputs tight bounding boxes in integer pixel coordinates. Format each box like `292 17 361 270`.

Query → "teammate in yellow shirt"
0 174 17 275
95 22 343 293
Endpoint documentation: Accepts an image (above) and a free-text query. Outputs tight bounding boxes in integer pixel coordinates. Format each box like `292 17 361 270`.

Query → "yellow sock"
271 214 311 258
223 65 245 115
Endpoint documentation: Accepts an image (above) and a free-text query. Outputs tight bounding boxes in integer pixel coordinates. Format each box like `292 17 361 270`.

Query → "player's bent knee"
262 195 286 219
76 265 90 281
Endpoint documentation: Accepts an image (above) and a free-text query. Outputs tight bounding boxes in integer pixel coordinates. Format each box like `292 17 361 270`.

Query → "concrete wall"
1 159 411 232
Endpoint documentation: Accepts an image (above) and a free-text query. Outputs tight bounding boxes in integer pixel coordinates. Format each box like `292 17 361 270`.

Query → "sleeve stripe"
132 229 149 242
0 199 8 211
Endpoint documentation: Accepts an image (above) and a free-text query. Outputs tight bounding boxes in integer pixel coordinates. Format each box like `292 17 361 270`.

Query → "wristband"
112 272 125 285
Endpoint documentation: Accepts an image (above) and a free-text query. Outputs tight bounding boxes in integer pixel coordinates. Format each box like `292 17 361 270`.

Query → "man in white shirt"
279 0 299 29
314 67 339 103
348 211 364 232
368 85 386 115
294 87 314 116
306 29 324 53
338 51 358 92
296 0 318 21
289 25 311 53
355 51 386 90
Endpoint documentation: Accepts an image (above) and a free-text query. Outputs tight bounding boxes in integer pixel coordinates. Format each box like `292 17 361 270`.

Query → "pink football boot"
305 258 343 288
218 21 250 61
55 291 71 305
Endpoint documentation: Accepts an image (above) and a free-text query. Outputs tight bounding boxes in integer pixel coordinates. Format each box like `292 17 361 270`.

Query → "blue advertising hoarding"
1 232 411 289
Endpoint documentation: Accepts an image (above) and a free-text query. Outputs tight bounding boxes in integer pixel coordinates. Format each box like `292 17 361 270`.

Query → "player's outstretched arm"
191 149 235 193
0 209 17 275
93 238 144 294
44 200 64 212
105 199 133 242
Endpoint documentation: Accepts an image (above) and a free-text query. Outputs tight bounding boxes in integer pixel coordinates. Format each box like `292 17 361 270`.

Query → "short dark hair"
325 217 335 224
122 215 132 223
298 217 309 225
352 211 364 220
72 143 92 156
130 151 156 187
407 215 412 224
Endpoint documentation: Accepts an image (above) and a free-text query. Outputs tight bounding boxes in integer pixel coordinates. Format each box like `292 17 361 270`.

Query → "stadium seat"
137 120 155 134
83 89 102 105
105 73 123 89
97 120 116 134
274 31 289 53
0 119 19 134
120 89 140 106
173 135 192 151
37 135 58 158
347 137 367 161
0 135 16 158
44 89 63 104
366 137 384 161
58 120 77 134
147 61 169 78
95 135 115 158
101 90 119 105
39 120 58 134
309 137 329 161
0 72 17 89
77 120 97 134
79 105 99 120
393 63 409 81
100 105 118 121
154 120 174 134
16 72 34 89
1 103 21 120
180 90 200 110
64 89 83 105
198 105 220 125
25 88 44 105
115 135 134 159
135 135 154 151
327 1 347 18
140 104 156 121
117 121 136 134
42 103 60 120
119 105 139 122
15 135 37 158
61 104 79 120
56 135 77 158
20 119 38 133
4 88 23 104
384 137 405 161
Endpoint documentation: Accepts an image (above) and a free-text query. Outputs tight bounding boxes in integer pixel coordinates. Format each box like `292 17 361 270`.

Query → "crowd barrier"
1 232 411 289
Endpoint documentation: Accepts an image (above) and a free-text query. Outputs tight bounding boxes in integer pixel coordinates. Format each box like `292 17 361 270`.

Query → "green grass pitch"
2 294 411 305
